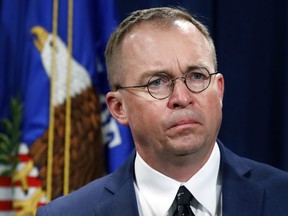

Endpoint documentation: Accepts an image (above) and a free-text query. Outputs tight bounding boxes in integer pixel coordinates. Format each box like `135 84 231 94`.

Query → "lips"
166 110 203 131
173 119 199 127
168 119 200 133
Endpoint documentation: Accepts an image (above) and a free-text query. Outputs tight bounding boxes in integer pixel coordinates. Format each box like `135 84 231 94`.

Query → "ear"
106 91 129 125
216 73 225 107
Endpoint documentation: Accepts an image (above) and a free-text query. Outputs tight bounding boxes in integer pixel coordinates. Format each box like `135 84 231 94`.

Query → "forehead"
119 20 213 81
125 19 201 41
123 19 211 56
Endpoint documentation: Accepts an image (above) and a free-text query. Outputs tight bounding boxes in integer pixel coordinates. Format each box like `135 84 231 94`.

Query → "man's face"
107 20 224 168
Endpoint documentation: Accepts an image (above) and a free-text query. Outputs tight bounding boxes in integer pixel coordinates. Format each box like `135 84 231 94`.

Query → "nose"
167 78 194 109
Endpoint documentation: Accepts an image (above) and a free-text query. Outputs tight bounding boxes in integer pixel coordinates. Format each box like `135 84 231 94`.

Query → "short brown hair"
105 7 217 90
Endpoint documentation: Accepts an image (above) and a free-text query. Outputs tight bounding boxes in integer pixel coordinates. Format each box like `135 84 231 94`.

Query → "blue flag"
90 0 135 173
0 0 134 214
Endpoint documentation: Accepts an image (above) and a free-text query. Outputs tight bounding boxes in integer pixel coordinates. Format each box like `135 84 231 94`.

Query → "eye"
148 75 170 90
187 69 209 81
192 72 205 80
150 78 162 86
49 40 58 51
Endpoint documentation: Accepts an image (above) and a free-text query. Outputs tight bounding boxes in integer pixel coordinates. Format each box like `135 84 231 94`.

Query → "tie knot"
176 186 193 206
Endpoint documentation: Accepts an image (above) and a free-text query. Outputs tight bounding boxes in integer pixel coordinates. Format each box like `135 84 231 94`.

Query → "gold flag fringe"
64 0 73 196
46 0 59 202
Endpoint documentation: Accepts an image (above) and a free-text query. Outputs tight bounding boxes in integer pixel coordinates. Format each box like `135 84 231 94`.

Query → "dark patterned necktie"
173 186 195 216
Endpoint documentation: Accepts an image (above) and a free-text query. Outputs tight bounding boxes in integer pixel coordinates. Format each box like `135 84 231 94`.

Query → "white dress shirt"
134 142 222 216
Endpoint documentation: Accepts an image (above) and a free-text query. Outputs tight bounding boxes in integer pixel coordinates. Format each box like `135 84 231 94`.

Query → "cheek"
128 101 163 131
206 93 223 125
201 92 221 117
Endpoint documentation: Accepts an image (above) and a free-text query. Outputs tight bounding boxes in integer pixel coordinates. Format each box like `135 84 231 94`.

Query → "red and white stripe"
0 143 46 215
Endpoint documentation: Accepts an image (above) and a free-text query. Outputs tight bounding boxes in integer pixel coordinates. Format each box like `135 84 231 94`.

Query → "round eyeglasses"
117 67 218 100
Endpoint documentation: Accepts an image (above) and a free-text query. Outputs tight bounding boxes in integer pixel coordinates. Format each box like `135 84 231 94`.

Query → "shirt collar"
183 142 221 215
134 151 179 215
134 142 221 216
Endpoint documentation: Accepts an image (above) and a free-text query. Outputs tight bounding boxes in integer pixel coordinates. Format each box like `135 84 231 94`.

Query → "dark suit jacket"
36 140 288 216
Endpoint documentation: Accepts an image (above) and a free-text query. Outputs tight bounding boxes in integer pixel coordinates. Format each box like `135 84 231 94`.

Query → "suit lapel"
219 141 264 216
94 150 139 216
110 179 139 216
221 162 264 216
94 179 139 216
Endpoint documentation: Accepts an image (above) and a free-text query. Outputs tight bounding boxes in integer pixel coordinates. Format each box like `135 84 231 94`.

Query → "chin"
171 140 203 155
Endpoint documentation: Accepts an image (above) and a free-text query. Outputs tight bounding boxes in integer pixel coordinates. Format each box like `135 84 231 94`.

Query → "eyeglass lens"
147 68 211 99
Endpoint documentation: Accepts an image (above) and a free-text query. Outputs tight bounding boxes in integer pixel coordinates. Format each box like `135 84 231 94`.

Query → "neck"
137 144 214 182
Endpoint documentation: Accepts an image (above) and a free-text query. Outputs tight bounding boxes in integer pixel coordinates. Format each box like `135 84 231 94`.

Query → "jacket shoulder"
244 157 288 188
36 174 114 216
219 140 288 193
36 150 137 216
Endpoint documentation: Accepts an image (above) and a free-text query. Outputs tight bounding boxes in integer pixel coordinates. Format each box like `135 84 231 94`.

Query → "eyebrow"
137 69 170 84
186 65 209 72
137 64 210 84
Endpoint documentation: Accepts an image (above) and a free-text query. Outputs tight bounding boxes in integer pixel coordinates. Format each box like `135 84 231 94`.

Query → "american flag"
0 143 45 216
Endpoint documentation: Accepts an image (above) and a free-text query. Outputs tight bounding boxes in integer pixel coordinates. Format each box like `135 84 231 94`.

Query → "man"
36 7 288 216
